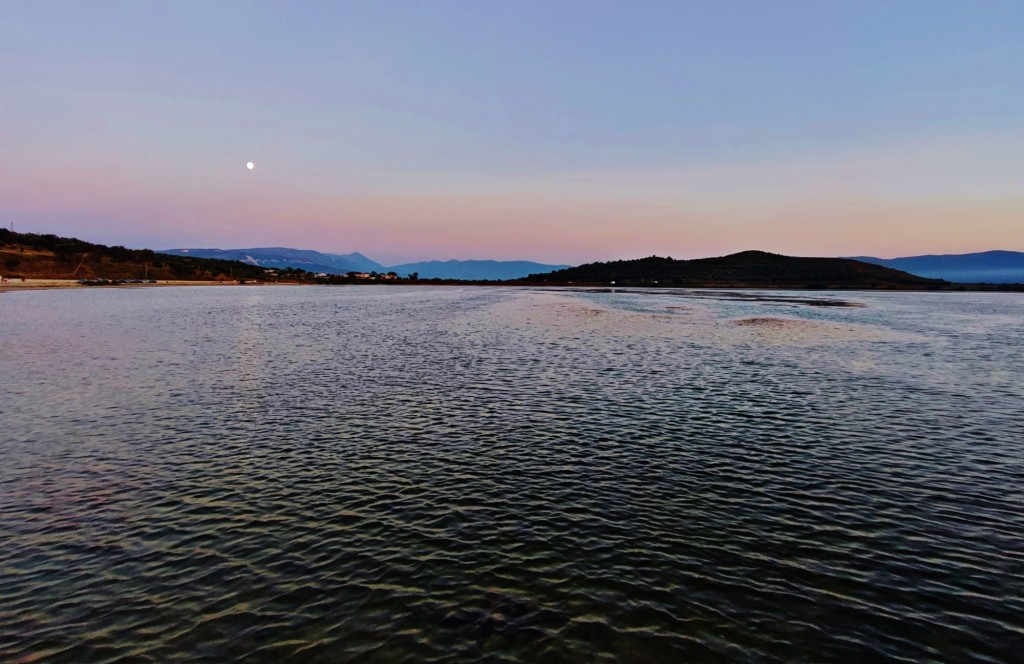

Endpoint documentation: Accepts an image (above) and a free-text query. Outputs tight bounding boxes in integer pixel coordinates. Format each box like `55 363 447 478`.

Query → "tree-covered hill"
0 229 267 281
526 251 947 288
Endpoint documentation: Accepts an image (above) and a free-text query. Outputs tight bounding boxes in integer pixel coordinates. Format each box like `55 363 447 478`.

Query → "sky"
1 1 1022 264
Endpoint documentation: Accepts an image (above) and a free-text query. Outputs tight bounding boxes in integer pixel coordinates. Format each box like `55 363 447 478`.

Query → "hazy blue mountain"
161 247 384 274
388 259 571 280
849 250 1024 283
161 247 570 279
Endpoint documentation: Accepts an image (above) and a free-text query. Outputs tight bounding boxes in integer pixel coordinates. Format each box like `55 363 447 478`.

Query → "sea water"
1 286 1021 662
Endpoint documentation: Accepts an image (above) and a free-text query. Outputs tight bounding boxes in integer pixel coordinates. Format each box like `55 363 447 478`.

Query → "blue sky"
2 1 1022 262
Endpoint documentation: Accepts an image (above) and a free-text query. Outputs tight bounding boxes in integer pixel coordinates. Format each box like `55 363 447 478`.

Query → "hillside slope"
1 230 267 281
529 251 946 288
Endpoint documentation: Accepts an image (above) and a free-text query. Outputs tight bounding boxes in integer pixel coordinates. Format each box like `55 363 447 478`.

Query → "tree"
54 241 78 261
4 256 20 271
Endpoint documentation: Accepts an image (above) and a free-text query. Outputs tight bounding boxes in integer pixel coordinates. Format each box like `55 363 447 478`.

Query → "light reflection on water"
1 286 1022 662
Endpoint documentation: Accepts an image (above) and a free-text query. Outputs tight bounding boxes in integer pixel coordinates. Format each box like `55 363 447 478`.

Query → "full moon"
246 161 255 170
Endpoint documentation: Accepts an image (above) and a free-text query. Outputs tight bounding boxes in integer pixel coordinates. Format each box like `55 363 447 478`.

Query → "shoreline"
0 279 304 292
3 278 1022 294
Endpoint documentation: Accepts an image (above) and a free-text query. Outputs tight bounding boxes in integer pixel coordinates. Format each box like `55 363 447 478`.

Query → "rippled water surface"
2 286 1022 662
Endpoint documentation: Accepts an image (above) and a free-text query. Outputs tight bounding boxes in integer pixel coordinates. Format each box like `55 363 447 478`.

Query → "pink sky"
3 131 1021 265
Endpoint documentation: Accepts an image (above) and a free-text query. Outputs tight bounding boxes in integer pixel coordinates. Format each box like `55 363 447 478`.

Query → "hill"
388 259 570 280
0 230 268 281
161 247 384 275
527 251 947 288
849 250 1024 283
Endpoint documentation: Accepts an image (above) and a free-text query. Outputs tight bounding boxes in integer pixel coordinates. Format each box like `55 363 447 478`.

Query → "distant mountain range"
162 247 569 280
161 247 383 275
387 259 571 280
848 251 1024 283
531 251 944 288
159 246 1024 284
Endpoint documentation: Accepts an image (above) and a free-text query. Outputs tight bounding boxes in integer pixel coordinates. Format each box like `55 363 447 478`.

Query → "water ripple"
1 286 1022 662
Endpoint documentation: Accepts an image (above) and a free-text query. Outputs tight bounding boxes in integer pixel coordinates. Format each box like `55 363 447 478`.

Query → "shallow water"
1 286 1022 662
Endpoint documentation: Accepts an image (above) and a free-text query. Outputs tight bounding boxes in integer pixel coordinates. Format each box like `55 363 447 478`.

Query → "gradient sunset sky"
2 1 1022 265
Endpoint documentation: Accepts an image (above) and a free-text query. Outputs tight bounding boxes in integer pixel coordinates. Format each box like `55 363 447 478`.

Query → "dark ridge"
524 251 949 289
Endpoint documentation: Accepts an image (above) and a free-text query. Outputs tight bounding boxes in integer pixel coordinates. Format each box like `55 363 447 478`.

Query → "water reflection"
1 286 1022 662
